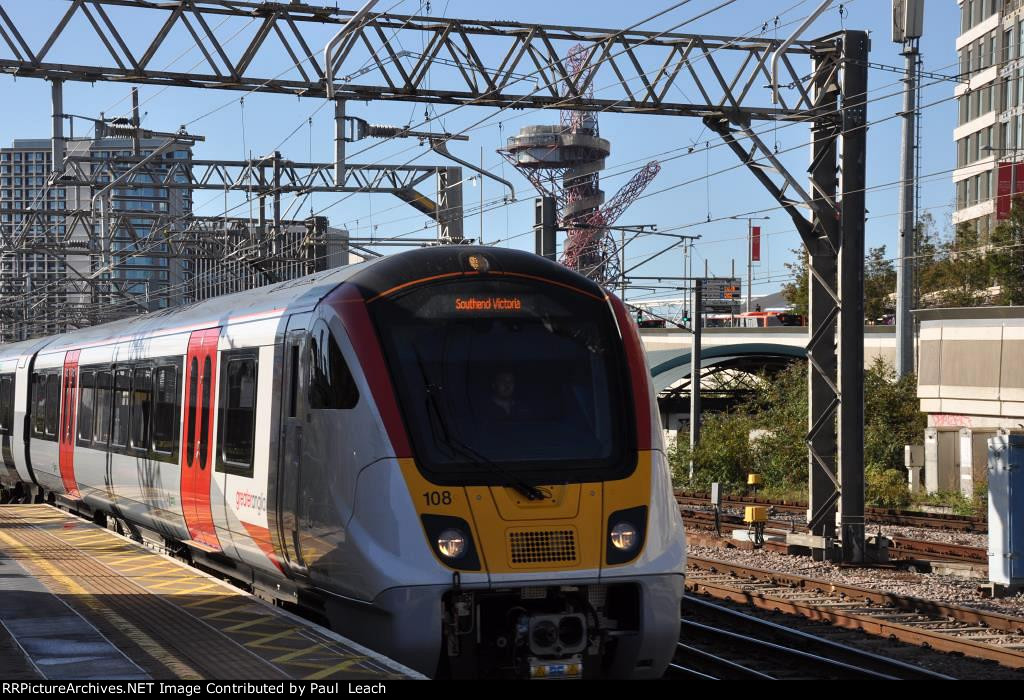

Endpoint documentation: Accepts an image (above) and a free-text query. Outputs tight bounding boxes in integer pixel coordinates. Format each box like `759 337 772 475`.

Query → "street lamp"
730 216 770 313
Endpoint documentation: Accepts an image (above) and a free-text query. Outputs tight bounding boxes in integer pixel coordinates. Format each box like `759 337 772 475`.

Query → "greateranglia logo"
235 490 267 513
454 296 522 312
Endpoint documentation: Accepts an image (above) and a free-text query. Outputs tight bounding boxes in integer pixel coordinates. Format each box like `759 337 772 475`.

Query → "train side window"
217 352 257 475
77 371 94 446
198 356 212 468
130 367 153 453
93 371 112 445
31 374 46 437
0 375 12 433
288 344 299 418
152 365 180 457
44 374 59 437
186 357 198 465
309 322 359 410
111 369 131 448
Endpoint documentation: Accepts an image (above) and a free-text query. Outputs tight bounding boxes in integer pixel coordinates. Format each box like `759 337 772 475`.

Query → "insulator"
103 120 137 138
364 124 405 138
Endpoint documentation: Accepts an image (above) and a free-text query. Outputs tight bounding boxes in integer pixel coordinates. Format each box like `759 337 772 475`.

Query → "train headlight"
610 522 639 551
606 506 647 564
437 529 467 559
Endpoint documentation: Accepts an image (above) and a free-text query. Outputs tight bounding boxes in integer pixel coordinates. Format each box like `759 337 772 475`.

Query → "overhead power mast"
893 0 924 376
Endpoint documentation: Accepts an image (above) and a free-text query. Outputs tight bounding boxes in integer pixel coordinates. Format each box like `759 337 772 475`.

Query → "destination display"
701 278 741 313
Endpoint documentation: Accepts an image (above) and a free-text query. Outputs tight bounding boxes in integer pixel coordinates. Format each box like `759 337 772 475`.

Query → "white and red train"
0 246 686 679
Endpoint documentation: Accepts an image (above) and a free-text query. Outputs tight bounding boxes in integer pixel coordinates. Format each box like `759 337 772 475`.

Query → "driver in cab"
484 370 530 422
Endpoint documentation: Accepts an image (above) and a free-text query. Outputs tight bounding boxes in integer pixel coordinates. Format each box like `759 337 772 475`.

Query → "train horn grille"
508 528 578 566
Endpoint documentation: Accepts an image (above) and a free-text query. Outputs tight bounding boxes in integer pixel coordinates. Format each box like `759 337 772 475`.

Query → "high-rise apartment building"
954 0 1024 234
0 137 192 340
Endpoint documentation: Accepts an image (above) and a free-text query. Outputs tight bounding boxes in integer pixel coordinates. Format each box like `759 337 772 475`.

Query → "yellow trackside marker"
0 528 202 680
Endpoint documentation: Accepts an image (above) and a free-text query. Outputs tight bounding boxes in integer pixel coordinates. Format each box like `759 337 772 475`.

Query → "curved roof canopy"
647 343 805 393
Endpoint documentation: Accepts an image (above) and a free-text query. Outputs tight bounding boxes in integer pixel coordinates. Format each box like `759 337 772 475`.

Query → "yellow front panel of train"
402 452 653 574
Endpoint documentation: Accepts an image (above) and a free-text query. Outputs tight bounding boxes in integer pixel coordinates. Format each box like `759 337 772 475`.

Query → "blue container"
988 434 1024 586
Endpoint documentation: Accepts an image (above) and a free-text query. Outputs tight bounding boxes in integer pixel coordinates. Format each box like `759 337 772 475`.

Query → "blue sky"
0 0 960 302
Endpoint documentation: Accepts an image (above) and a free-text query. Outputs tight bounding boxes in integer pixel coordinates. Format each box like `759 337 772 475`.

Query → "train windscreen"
367 277 634 484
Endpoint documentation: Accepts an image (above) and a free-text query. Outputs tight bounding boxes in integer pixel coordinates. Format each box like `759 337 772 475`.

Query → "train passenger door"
278 323 309 575
180 328 221 551
58 350 81 499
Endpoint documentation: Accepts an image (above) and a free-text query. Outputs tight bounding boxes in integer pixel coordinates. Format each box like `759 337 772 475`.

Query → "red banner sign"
751 226 761 262
996 162 1024 219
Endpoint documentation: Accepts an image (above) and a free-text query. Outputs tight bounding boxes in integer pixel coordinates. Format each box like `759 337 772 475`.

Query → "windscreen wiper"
414 353 547 501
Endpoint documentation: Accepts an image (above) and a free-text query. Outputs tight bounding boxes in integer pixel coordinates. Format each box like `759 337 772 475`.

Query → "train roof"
0 256 377 360
0 245 604 361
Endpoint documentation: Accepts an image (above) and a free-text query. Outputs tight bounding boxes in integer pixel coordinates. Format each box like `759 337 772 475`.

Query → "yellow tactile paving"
0 505 418 680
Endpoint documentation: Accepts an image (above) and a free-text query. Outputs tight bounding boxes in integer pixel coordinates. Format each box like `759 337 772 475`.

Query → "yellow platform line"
220 616 280 634
145 580 222 595
0 507 408 680
192 603 263 621
0 528 202 680
239 629 299 648
304 658 374 680
269 645 326 665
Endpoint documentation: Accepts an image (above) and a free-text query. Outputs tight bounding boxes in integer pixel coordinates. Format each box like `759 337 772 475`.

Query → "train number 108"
423 491 453 506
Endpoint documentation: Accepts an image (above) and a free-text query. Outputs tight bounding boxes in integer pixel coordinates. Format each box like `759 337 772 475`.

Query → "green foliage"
782 245 896 322
674 358 925 499
863 357 926 471
988 209 1024 305
912 490 983 517
916 205 1024 307
668 411 756 491
865 466 911 509
784 206 1024 314
781 248 809 318
744 363 807 492
927 224 991 307
864 245 897 322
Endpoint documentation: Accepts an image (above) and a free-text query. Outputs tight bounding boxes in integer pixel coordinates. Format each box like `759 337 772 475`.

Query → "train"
703 310 805 328
0 246 686 679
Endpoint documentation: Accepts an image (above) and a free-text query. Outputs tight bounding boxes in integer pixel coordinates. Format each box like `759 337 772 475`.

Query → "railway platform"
0 505 421 681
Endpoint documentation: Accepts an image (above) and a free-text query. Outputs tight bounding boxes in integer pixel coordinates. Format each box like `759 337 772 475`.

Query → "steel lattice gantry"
59 155 440 193
2 0 827 119
0 2 868 562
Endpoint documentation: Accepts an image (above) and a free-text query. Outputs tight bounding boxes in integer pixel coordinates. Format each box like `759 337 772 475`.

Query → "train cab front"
337 247 686 679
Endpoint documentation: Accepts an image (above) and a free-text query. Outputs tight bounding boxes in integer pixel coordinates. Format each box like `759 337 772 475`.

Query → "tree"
781 244 896 322
864 245 896 322
914 212 943 303
781 247 808 317
988 204 1024 305
669 358 925 499
930 224 991 307
863 356 925 470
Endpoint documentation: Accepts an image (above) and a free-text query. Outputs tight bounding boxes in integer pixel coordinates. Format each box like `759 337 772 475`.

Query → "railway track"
888 537 987 565
680 502 989 568
686 556 1024 670
668 595 953 680
676 491 987 532
682 506 987 564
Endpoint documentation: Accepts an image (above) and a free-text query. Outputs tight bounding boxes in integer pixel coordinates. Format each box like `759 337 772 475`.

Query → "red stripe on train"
608 295 653 451
58 350 81 499
326 284 412 458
